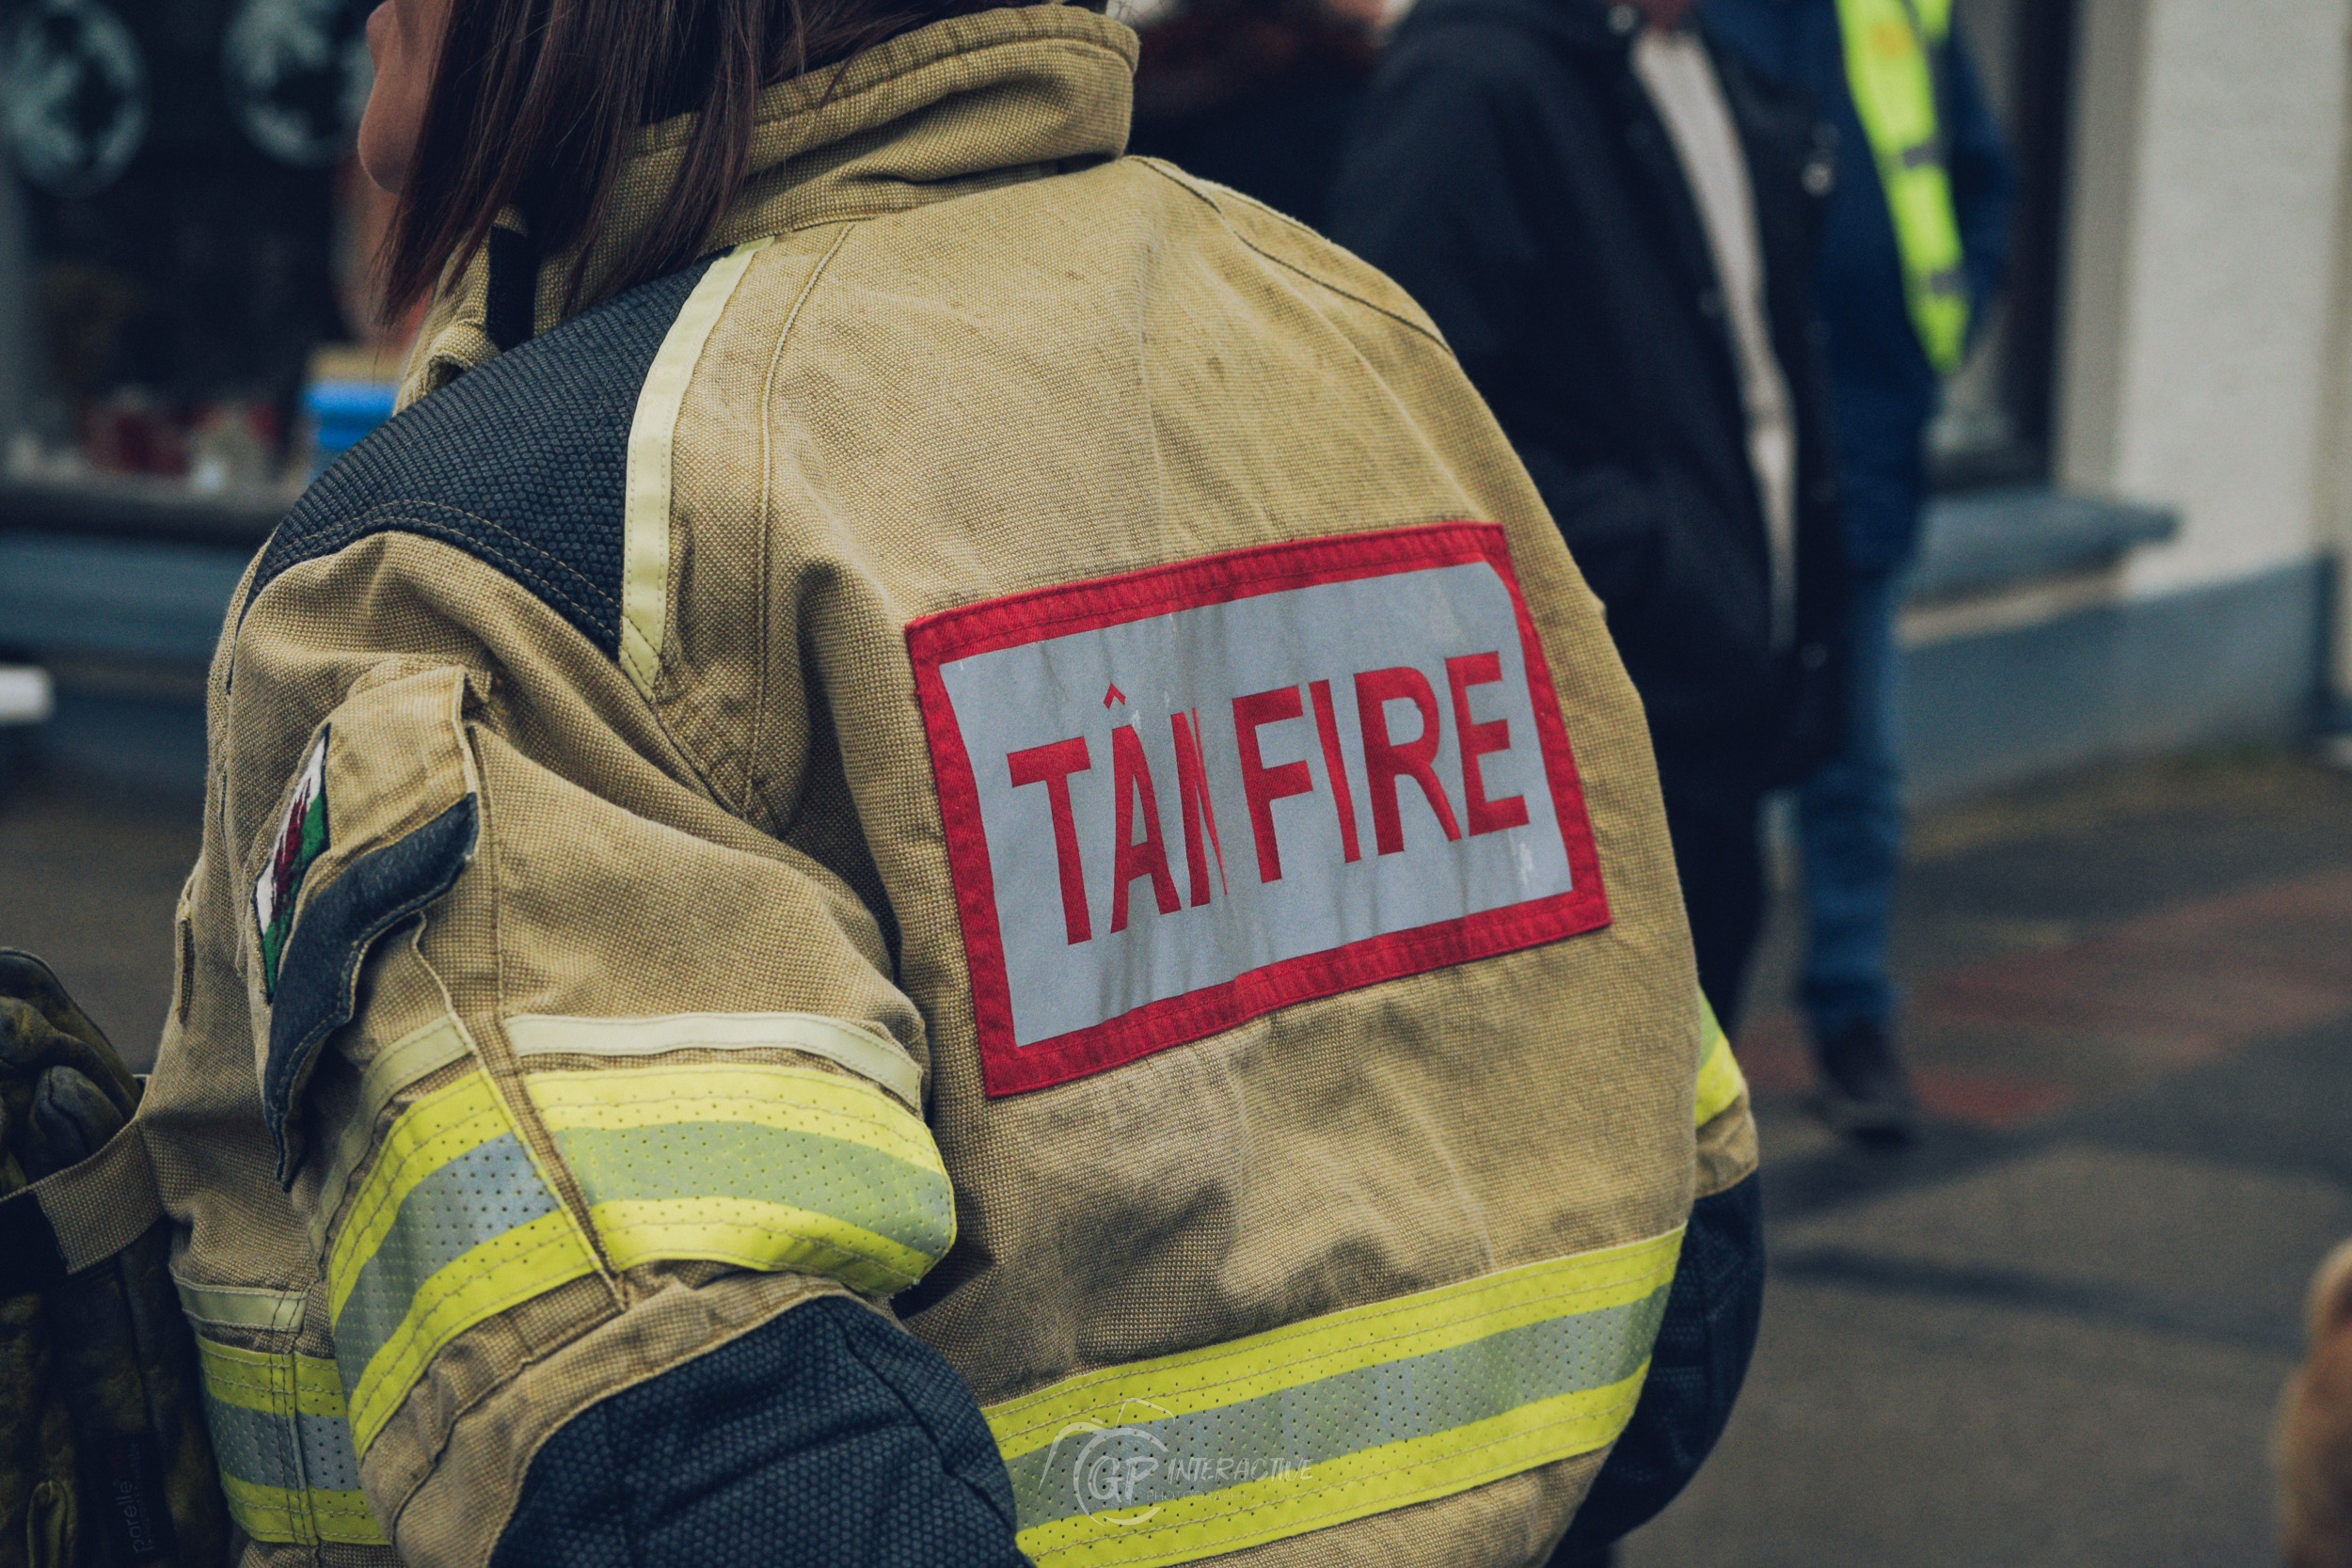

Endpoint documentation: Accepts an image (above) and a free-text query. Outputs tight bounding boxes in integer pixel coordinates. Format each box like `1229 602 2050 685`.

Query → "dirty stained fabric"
132 5 1756 1565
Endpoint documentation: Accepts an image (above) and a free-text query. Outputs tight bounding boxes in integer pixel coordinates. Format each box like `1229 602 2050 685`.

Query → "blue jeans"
1797 567 1904 1035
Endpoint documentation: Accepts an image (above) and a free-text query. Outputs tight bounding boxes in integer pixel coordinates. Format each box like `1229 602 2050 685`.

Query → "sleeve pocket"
246 664 482 1186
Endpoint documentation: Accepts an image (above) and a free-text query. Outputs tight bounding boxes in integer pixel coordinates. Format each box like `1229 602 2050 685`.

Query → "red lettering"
1007 736 1093 944
1308 679 1362 863
1232 686 1315 883
1170 710 1227 905
1109 726 1181 932
1355 666 1463 855
1447 652 1531 835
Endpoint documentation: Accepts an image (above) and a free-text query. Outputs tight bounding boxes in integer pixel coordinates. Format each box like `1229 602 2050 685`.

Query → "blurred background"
3 0 2350 1562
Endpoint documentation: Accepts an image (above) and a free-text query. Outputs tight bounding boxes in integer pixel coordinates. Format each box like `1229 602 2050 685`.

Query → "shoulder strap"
0 1119 165 1296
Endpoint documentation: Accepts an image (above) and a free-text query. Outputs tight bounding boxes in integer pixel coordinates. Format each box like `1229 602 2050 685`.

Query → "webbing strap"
985 1233 1682 1568
0 1119 164 1294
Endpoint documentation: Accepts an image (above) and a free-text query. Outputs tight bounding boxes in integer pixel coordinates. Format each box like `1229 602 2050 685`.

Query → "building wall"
2059 0 2352 601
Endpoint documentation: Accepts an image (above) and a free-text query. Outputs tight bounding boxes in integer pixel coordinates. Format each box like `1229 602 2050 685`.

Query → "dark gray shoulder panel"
246 254 719 657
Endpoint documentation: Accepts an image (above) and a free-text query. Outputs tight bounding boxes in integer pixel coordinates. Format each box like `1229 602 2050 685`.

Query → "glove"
0 951 226 1568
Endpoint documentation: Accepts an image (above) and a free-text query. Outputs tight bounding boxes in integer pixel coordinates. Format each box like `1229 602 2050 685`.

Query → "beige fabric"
1631 24 1799 651
147 7 1756 1564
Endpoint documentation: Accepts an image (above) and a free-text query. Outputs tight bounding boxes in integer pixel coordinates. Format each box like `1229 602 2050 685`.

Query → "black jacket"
1329 0 1849 787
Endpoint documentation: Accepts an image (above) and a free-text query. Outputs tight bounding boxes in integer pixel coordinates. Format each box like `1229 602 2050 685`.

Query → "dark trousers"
1657 768 1769 1035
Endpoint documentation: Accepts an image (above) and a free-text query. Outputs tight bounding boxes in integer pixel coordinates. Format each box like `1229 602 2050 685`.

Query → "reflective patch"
252 727 329 999
985 1233 1681 1567
908 524 1610 1096
193 1337 386 1546
1693 993 1746 1128
526 1062 955 1295
326 1070 600 1450
620 236 772 696
310 1011 475 1255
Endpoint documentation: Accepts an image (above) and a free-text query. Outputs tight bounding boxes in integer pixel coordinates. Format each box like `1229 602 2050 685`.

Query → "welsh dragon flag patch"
254 729 329 999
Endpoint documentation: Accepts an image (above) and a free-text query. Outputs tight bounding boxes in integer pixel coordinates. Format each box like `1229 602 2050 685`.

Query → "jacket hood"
400 2 1137 405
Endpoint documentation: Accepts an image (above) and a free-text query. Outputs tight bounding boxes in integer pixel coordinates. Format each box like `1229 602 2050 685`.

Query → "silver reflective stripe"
310 1011 475 1253
502 1011 921 1109
1004 1291 1667 1531
203 1396 366 1497
554 1118 954 1259
329 1131 558 1381
174 1276 306 1332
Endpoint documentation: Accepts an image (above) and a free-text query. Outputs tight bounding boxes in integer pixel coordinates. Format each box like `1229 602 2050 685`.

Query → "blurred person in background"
1331 6 1839 1557
1704 0 2010 1145
1330 0 1848 1047
1123 0 1379 230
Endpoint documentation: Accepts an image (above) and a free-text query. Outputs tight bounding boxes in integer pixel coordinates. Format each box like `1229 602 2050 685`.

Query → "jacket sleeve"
488 1296 1025 1567
1941 24 2014 316
1327 29 1694 617
222 562 1009 1556
1553 1008 1764 1557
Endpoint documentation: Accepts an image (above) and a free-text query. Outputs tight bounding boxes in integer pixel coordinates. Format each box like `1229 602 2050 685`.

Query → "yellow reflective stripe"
1015 1372 1647 1568
990 1232 1679 1457
987 1236 1681 1568
218 1475 385 1547
503 1010 921 1110
620 235 772 696
525 1060 939 1159
311 1011 474 1253
1693 995 1746 1128
326 1070 601 1450
326 1071 513 1320
194 1338 387 1546
575 1198 932 1295
1835 0 1970 369
173 1275 306 1332
526 1062 956 1294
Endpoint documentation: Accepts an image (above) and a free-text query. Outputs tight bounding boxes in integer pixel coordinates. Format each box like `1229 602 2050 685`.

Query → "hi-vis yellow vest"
1836 0 1970 372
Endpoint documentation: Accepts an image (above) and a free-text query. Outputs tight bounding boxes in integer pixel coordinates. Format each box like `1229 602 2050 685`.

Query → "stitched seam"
834 1304 1025 1536
988 1245 1677 1444
1051 1382 1640 1565
266 505 617 625
1131 159 1453 353
749 222 858 822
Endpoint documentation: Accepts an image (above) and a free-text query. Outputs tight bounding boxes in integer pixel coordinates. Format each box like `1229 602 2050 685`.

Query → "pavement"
2 742 2347 1565
1627 750 2352 1568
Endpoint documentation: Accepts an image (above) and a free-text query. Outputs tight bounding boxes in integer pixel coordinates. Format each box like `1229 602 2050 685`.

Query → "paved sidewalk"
0 767 200 1069
1628 752 2352 1568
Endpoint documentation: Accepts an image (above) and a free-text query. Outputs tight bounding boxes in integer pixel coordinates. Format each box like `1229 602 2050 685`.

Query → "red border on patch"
906 523 1612 1097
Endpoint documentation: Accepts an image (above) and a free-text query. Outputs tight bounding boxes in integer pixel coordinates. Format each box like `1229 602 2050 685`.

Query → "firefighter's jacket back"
135 7 1758 1563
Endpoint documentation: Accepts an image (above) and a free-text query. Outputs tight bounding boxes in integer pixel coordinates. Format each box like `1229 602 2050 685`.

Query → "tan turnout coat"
135 8 1756 1564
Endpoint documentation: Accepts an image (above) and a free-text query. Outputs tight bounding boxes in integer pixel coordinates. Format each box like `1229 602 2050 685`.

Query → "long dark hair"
383 0 1026 321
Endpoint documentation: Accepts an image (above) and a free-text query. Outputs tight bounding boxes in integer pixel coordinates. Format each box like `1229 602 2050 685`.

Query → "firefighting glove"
0 950 226 1568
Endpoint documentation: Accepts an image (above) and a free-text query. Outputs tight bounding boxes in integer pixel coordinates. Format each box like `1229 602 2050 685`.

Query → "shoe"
1810 1017 1917 1148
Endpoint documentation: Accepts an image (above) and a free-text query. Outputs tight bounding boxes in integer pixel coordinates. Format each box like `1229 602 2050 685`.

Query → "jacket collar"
400 3 1136 406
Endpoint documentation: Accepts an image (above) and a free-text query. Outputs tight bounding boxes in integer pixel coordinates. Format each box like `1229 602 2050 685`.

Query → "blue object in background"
306 380 396 476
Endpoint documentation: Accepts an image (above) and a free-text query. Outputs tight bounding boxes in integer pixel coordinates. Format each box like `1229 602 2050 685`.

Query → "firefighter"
11 0 1764 1560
